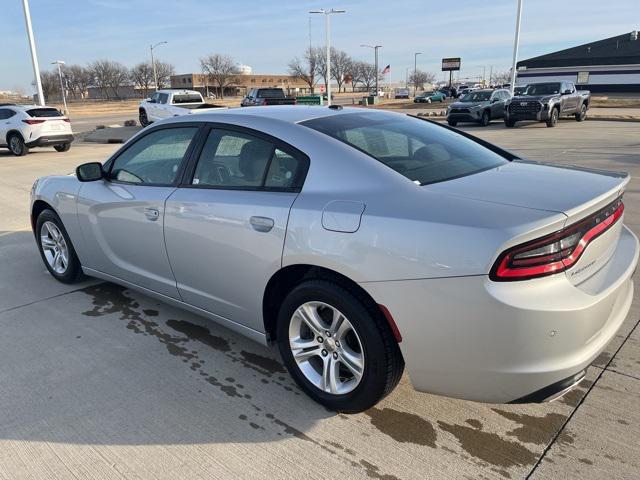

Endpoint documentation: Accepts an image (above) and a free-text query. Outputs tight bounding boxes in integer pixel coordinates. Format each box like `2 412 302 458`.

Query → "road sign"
442 58 461 71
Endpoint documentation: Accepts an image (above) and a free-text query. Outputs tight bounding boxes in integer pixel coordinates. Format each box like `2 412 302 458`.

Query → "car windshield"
302 112 508 186
258 89 285 98
461 91 491 102
172 94 203 104
26 108 63 117
524 83 561 95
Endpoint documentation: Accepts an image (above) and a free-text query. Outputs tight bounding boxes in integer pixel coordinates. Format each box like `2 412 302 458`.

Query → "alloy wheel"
9 136 23 155
289 301 364 395
40 221 69 274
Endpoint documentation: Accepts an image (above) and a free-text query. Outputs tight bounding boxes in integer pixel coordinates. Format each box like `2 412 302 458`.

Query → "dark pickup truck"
504 81 590 127
241 88 297 107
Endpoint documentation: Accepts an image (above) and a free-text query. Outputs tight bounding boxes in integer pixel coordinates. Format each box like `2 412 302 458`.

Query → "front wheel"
54 143 71 152
480 110 491 127
139 109 150 127
36 209 83 284
277 279 404 413
447 120 457 127
575 104 587 122
546 108 559 127
505 118 516 128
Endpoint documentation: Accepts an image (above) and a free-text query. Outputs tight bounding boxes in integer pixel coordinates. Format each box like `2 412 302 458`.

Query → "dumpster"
296 95 323 105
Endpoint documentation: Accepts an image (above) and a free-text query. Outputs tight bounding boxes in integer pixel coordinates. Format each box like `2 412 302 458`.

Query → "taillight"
490 197 624 281
22 119 46 125
63 118 71 123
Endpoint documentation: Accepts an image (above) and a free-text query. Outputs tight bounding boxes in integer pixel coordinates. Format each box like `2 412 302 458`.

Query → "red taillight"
63 118 71 123
490 198 624 281
22 119 46 125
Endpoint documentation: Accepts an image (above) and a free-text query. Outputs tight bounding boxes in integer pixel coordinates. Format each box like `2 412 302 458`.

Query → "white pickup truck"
138 89 224 126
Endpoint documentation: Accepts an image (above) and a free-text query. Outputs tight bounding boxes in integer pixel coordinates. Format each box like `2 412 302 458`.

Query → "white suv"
0 104 74 156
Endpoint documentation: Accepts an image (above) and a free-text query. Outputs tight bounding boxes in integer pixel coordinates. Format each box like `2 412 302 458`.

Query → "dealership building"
171 71 311 97
516 31 640 93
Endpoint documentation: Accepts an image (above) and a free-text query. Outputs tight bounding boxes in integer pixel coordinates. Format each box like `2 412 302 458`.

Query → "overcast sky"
1 0 638 92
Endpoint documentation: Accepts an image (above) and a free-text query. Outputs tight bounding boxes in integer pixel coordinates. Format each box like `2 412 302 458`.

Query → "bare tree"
409 70 436 91
155 61 175 89
89 60 115 99
107 62 129 98
288 47 320 93
64 64 92 99
352 61 378 91
331 48 352 93
492 70 511 85
130 62 155 97
200 54 239 99
37 71 60 103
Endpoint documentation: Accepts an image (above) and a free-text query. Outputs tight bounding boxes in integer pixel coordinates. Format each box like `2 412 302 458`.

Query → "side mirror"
491 98 499 103
76 162 104 182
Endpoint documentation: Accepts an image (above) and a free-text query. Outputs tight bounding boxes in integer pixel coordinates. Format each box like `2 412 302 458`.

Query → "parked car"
447 89 511 127
0 104 73 156
505 81 590 127
457 88 471 99
241 88 297 107
139 90 223 126
394 88 410 99
438 86 455 99
31 106 638 412
455 85 469 97
414 91 446 103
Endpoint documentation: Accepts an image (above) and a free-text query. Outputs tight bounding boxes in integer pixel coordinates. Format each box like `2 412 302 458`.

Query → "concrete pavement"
0 121 639 479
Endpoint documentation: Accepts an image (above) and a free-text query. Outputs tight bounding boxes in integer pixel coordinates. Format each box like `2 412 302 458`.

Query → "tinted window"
302 112 508 186
257 89 285 98
192 129 304 190
110 127 197 185
158 93 169 104
525 83 561 95
172 94 202 104
26 108 63 118
462 91 491 102
0 108 15 120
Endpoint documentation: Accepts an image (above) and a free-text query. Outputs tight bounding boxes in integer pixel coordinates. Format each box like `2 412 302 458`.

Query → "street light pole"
413 52 422 97
150 41 168 91
310 8 346 106
21 0 44 105
361 44 382 95
509 0 523 95
52 60 67 114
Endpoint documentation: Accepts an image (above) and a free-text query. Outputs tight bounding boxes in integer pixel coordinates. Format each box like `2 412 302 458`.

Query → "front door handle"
144 207 160 221
250 216 274 232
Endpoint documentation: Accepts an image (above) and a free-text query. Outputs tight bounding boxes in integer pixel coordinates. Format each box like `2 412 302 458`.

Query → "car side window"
567 82 575 93
158 93 169 104
192 129 306 190
149 92 159 103
0 109 9 120
109 127 198 185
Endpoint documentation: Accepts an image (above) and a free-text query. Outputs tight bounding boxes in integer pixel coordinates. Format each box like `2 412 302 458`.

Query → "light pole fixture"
361 44 382 97
509 0 523 95
150 41 168 91
413 52 422 97
21 0 44 105
51 60 67 114
309 8 346 106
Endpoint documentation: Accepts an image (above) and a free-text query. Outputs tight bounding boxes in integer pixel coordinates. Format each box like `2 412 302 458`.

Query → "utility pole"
310 9 346 106
489 65 493 86
21 0 44 105
413 52 422 97
509 0 524 95
150 41 168 91
52 60 67 113
361 44 382 96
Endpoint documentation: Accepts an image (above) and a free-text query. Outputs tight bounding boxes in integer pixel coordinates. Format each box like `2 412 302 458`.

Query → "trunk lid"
429 160 629 285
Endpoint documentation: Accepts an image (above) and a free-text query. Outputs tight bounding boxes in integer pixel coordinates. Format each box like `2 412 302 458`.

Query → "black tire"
35 209 83 284
480 110 491 127
546 107 559 127
276 279 404 413
447 120 457 127
575 104 587 122
8 133 28 156
505 118 516 128
139 109 150 127
54 143 71 152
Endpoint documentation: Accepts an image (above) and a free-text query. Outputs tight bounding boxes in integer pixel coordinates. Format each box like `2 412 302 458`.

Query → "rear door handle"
144 207 160 221
250 216 274 232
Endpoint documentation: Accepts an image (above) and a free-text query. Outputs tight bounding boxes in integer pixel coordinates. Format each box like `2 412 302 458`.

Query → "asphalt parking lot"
1 120 639 479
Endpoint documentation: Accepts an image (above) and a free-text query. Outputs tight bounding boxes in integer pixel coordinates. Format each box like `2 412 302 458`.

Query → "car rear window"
172 94 203 104
257 89 285 98
26 108 63 118
302 112 508 185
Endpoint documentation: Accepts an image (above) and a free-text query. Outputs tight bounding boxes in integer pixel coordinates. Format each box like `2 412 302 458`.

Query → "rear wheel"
480 110 491 127
447 120 457 127
575 104 587 122
54 143 71 152
277 279 404 413
546 107 559 127
8 133 28 156
36 209 83 284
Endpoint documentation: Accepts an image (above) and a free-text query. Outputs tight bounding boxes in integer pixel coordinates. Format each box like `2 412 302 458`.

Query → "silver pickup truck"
505 81 590 127
139 90 224 126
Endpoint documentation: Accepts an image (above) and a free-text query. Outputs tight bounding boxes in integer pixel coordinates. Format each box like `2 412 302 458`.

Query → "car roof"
192 105 381 125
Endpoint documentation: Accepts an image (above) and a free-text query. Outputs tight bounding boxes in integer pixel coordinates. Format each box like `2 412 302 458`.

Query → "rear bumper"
361 225 639 403
26 134 74 147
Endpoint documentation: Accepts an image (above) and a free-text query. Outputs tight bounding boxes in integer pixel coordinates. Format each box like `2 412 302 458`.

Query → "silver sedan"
31 106 639 412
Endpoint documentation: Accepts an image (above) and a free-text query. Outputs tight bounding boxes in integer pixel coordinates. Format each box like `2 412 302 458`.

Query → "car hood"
427 160 628 217
450 100 489 108
510 94 558 103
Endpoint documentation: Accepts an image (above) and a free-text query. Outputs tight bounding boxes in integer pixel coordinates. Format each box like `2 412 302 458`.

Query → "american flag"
381 65 390 75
